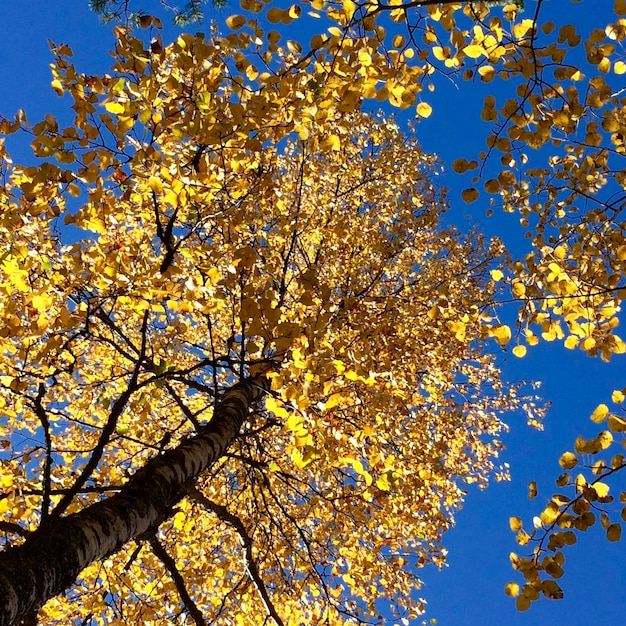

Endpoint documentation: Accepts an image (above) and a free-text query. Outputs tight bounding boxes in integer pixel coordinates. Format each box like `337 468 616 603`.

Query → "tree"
0 24 540 624
88 0 529 24
2 0 626 621
86 3 626 609
89 0 222 25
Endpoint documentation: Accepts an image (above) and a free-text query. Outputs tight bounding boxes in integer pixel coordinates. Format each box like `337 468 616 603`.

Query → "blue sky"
1 1 625 624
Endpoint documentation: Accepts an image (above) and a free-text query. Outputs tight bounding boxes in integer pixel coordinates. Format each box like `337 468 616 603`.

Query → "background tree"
89 0 221 24
88 0 527 24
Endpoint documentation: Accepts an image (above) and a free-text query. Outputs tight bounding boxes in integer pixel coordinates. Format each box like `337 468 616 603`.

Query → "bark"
0 375 269 626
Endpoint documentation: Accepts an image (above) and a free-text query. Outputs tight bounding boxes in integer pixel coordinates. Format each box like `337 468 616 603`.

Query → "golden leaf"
505 582 520 597
417 102 433 118
590 403 609 423
558 452 578 469
491 324 512 346
512 345 527 358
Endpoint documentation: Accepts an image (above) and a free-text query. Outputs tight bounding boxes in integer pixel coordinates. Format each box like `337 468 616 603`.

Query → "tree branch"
188 487 285 626
147 534 207 626
48 311 149 521
31 383 52 523
0 522 32 538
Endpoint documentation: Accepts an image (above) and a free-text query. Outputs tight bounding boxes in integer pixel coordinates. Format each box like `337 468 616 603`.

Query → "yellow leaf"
206 267 221 284
512 345 527 358
464 44 484 59
598 430 613 450
505 582 520 597
286 413 303 431
324 393 343 410
291 447 312 468
376 472 391 491
509 516 523 532
559 451 578 469
173 511 185 530
590 403 609 424
226 14 247 29
51 79 64 95
612 336 626 354
85 217 107 234
564 335 579 350
608 414 626 432
492 324 511 346
512 282 526 298
417 102 433 118
343 0 356 20
540 502 560 524
0 474 13 489
447 320 466 341
478 65 495 82
321 135 341 151
594 482 610 498
104 101 125 114
265 396 290 419
148 176 163 194
582 337 596 351
490 269 504 281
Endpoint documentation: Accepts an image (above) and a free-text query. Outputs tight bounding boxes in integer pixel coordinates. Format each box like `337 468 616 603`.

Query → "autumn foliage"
0 20 532 624
1 0 626 623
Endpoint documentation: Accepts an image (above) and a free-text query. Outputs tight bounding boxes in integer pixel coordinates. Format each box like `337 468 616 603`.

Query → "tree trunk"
0 375 269 626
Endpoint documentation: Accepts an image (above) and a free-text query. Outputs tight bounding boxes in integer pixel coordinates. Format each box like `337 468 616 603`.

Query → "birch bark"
0 375 269 626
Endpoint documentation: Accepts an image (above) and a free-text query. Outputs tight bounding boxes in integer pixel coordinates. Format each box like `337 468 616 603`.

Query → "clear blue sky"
1 1 625 625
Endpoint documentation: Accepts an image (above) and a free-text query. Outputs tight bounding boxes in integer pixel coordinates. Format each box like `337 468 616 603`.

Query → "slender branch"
0 522 32 538
31 383 52 522
0 486 122 502
93 306 141 359
48 311 149 520
147 534 207 626
188 487 285 626
152 189 179 273
164 381 202 431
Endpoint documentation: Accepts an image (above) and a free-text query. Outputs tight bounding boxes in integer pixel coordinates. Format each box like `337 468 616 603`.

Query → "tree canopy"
1 0 626 623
